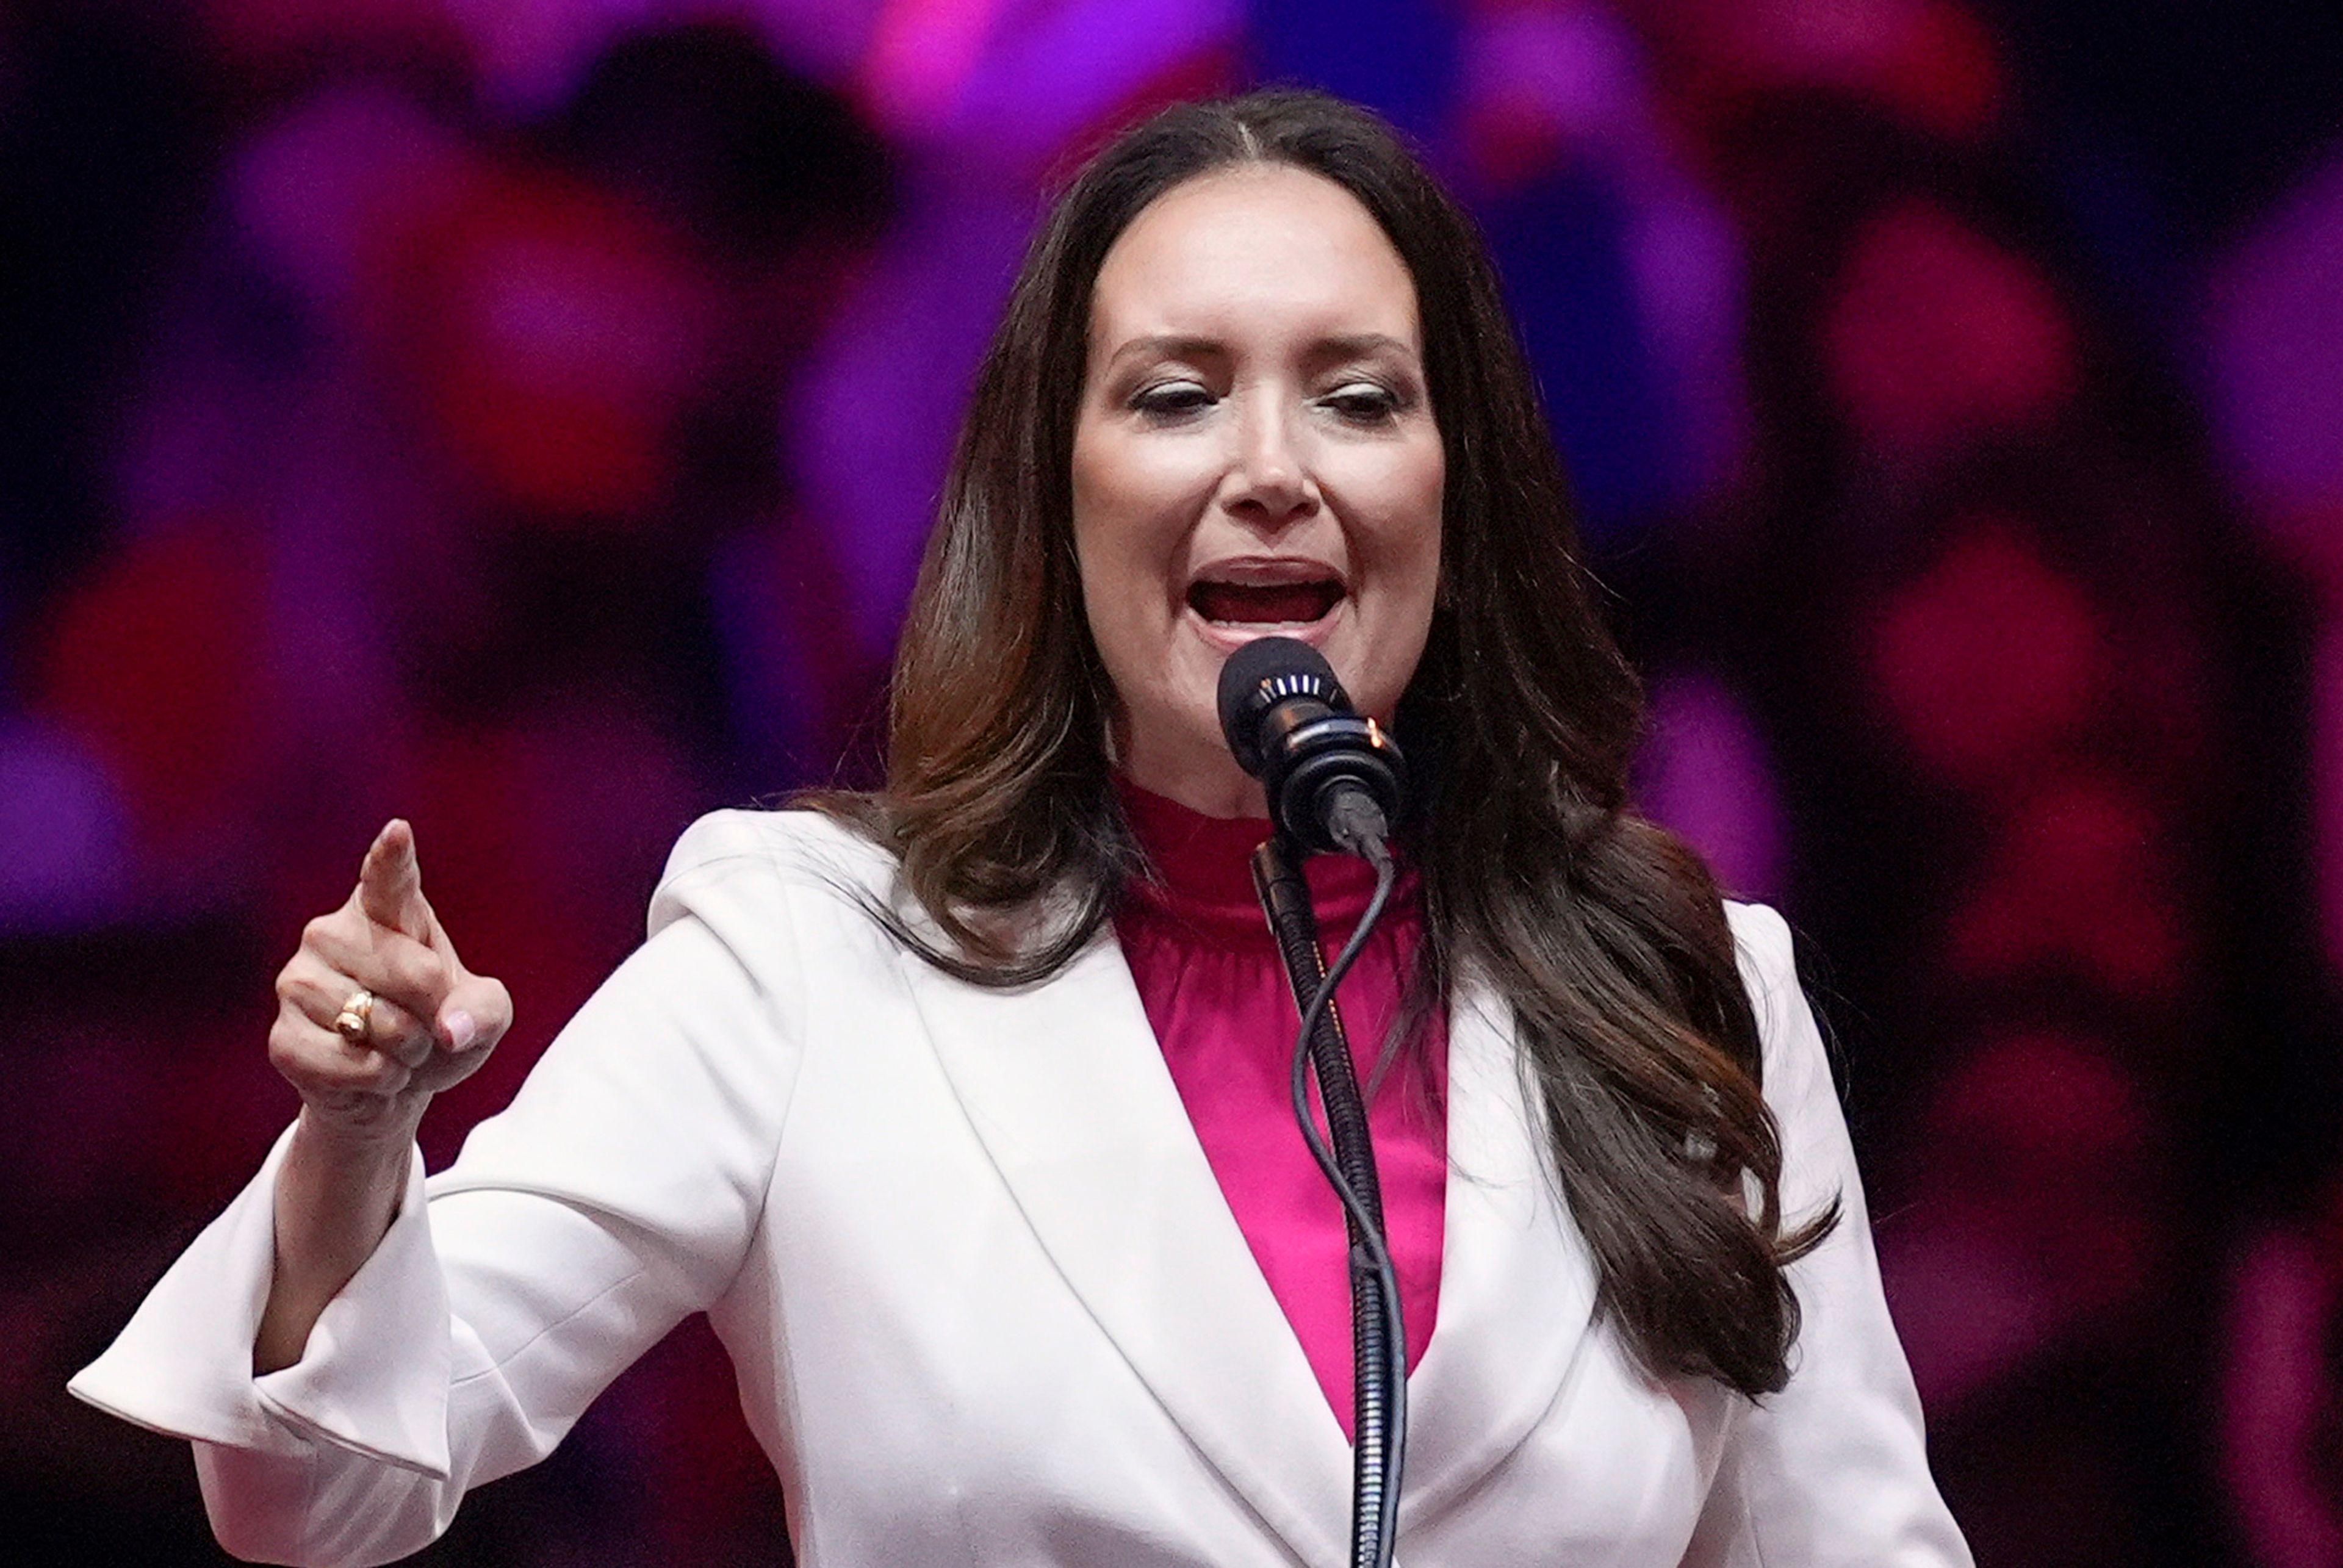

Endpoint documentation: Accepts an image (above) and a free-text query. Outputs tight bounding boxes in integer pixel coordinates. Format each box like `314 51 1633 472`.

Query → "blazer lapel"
1399 980 1601 1528
907 927 1355 1568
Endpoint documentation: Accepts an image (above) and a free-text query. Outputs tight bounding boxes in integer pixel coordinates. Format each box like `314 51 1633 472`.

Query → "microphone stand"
1250 835 1407 1568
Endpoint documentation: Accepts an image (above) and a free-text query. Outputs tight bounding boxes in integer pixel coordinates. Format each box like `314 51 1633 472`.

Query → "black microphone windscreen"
1217 637 1347 774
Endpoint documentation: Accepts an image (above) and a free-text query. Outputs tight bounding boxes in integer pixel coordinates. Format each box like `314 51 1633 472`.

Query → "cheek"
1077 433 1199 530
1072 430 1207 601
1071 458 1141 622
1356 441 1445 588
1345 440 1445 706
1071 435 1184 699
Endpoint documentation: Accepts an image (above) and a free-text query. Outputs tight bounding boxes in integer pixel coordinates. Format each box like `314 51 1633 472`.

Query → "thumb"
357 818 431 941
436 973 513 1054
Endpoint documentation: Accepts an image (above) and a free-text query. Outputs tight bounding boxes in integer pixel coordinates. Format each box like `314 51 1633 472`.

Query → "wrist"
293 1096 427 1164
262 1111 417 1376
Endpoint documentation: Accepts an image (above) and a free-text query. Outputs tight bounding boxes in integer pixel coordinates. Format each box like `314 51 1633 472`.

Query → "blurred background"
4 0 2339 1563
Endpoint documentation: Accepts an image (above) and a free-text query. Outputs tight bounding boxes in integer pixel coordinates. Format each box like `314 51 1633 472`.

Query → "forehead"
1088 164 1421 352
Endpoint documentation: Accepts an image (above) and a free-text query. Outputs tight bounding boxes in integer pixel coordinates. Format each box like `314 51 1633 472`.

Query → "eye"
1129 379 1214 420
1319 381 1404 423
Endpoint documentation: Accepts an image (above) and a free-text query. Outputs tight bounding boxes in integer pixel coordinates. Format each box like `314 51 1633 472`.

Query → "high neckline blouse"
1111 777 1447 1437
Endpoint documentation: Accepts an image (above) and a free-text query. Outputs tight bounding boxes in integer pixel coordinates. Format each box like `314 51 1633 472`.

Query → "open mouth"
1186 578 1346 627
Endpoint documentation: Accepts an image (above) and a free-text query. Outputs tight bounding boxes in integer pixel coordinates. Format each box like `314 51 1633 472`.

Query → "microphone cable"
1254 835 1408 1568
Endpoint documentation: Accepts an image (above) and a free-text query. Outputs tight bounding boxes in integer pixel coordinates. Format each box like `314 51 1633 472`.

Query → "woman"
73 91 1968 1566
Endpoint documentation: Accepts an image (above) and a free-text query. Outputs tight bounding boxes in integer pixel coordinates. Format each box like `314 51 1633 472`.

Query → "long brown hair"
810 88 1835 1398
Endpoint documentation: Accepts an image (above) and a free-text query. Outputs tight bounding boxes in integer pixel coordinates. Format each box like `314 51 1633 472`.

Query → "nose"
1220 397 1320 531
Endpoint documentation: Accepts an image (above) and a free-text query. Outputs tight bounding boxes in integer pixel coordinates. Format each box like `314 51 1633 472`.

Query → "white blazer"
71 810 1970 1568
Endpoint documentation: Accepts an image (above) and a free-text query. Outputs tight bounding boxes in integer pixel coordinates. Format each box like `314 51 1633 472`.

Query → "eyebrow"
1103 331 1420 369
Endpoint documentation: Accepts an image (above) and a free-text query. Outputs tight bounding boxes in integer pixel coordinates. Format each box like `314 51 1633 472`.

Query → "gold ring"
333 989 376 1044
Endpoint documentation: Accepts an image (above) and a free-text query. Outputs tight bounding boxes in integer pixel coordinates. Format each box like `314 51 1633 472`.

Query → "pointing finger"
358 819 430 941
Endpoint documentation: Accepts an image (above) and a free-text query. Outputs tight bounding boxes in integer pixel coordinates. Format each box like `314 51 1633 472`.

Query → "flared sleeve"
68 810 813 1567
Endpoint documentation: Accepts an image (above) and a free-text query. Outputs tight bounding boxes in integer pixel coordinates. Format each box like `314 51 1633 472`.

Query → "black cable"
1261 838 1408 1568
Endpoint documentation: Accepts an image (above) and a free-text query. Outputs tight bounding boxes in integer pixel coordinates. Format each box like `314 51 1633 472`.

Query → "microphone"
1223 638 1414 1566
1215 637 1407 860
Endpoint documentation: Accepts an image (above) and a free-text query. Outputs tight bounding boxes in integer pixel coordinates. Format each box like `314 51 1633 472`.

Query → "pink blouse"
1112 780 1448 1437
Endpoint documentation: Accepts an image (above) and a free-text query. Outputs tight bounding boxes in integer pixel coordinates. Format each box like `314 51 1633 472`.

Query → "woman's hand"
256 820 511 1373
270 819 512 1140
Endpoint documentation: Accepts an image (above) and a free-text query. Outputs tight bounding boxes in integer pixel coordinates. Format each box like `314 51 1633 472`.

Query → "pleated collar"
1114 775 1391 945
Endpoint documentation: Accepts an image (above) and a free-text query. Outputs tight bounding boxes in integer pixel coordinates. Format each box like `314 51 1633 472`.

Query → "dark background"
5 1 2341 1562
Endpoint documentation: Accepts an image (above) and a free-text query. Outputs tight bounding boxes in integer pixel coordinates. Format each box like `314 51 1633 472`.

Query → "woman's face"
1072 163 1445 819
